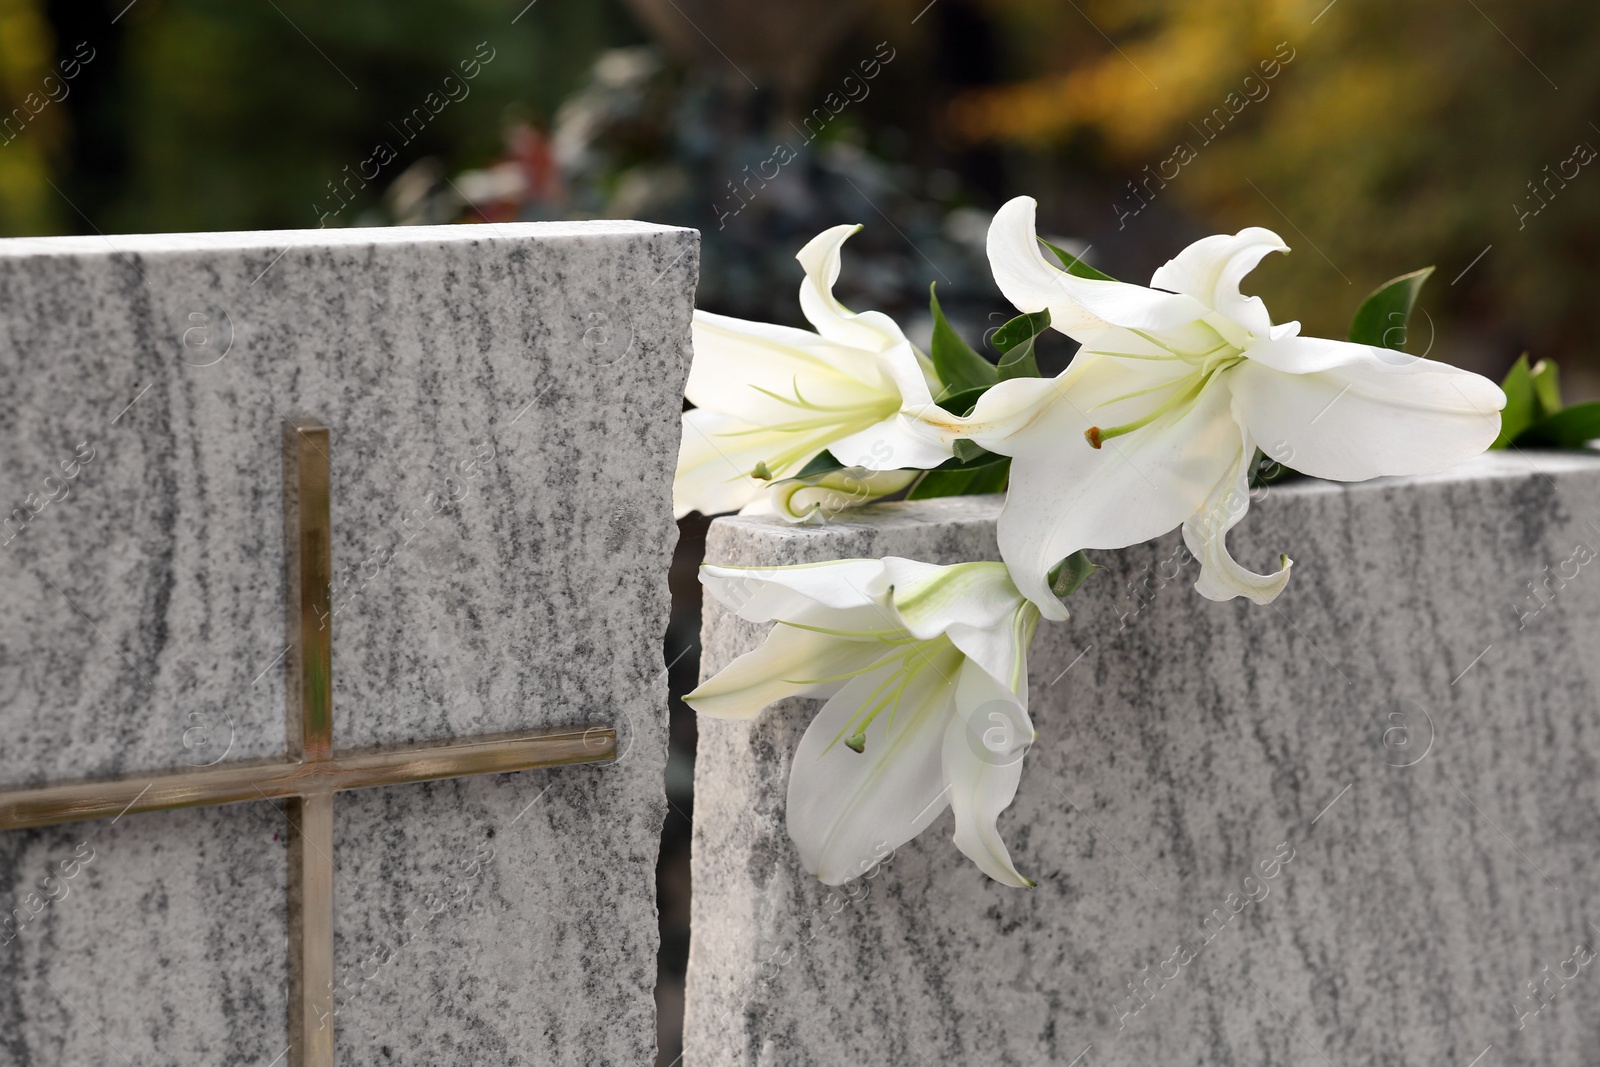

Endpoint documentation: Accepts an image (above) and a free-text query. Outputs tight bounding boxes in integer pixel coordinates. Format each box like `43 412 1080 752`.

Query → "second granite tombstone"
687 453 1600 1067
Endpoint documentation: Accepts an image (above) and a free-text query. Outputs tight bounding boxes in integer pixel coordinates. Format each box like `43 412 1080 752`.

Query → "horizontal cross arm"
0 725 616 831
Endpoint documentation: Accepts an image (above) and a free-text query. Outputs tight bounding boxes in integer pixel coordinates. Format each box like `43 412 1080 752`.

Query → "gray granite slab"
687 451 1600 1067
0 221 696 1065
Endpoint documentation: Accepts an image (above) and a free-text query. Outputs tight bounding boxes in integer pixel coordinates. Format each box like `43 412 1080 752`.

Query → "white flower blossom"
687 557 1041 887
946 196 1505 611
674 225 951 518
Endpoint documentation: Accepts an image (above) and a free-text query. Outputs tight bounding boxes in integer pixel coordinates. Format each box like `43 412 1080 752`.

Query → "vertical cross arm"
284 420 335 1067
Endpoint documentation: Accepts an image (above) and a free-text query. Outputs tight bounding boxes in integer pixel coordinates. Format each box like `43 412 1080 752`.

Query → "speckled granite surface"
0 221 695 1065
687 451 1600 1067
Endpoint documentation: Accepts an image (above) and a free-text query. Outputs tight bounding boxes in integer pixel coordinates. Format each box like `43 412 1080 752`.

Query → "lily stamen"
1083 356 1247 448
1084 371 1211 448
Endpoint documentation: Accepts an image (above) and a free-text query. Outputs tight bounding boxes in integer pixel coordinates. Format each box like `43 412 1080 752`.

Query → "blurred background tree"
6 1 1597 1061
946 0 1600 385
0 0 66 233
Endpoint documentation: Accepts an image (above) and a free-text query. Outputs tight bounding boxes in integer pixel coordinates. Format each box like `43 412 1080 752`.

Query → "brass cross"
0 419 617 1066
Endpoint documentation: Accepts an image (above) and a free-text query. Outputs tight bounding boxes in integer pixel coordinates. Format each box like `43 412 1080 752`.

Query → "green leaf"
1492 354 1537 449
992 310 1050 381
1039 239 1116 281
928 283 996 397
991 310 1051 353
1496 355 1596 450
952 438 992 463
1518 401 1600 449
907 457 1010 500
1048 551 1100 599
1348 266 1433 351
998 344 1040 381
1530 358 1563 421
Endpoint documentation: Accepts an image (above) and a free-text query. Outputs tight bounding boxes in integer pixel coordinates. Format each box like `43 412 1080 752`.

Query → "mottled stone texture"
687 453 1600 1067
0 222 695 1065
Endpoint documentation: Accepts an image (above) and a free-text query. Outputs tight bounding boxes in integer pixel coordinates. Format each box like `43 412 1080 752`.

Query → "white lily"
951 196 1506 611
742 466 919 525
685 557 1041 887
674 225 953 519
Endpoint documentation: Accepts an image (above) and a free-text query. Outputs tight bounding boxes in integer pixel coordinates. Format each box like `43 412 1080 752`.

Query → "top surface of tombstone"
0 220 695 1065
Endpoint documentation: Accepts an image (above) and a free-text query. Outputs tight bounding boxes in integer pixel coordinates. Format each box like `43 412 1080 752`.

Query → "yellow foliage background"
0 0 62 234
941 0 1600 380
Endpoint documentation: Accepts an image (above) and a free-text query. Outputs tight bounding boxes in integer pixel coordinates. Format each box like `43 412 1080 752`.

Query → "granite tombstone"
687 452 1600 1067
0 221 696 1066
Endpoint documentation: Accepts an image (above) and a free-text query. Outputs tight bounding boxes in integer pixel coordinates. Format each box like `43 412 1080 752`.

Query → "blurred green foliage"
44 0 640 233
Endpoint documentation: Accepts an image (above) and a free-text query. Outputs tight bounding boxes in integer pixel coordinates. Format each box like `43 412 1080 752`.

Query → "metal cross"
0 419 617 1066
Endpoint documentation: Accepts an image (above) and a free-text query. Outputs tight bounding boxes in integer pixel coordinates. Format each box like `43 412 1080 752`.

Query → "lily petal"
1181 413 1292 604
830 405 955 471
688 309 893 424
787 645 962 884
941 662 1035 887
701 559 892 621
963 354 1238 613
885 560 1030 643
684 624 891 719
795 224 910 355
674 409 773 519
875 337 942 413
919 372 1064 451
1149 227 1288 340
1230 338 1506 481
987 196 1209 343
945 602 1039 696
